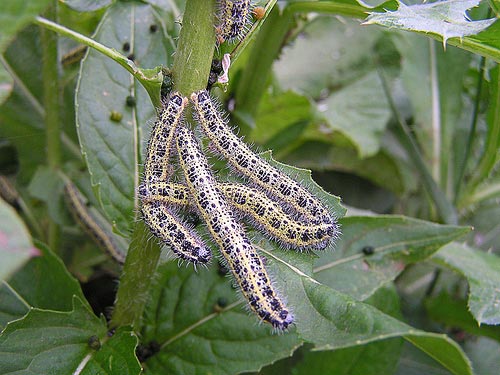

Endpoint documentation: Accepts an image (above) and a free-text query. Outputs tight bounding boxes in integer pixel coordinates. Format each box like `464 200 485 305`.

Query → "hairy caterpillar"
143 181 337 250
190 90 335 226
143 92 188 185
139 92 211 265
64 182 127 264
216 0 252 43
176 126 293 329
141 201 211 264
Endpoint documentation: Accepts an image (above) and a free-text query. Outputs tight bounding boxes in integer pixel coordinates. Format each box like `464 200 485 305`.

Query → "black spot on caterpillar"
64 182 127 264
176 126 293 330
190 90 336 227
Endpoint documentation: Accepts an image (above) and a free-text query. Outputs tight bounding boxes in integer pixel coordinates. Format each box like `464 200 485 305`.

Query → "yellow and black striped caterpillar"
216 0 252 43
64 182 127 264
176 125 293 330
139 92 211 265
142 181 336 250
191 90 337 227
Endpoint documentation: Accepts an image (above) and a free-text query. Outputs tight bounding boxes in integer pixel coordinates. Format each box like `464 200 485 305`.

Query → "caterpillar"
0 175 20 208
139 92 211 265
61 45 87 67
143 92 188 185
190 90 336 226
176 126 293 330
216 0 252 44
141 201 211 265
142 181 337 250
64 182 127 264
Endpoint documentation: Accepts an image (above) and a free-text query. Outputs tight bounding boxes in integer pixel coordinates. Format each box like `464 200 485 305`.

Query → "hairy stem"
111 0 216 330
40 4 61 251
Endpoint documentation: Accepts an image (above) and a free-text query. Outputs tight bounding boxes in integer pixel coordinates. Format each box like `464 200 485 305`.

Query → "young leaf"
0 0 52 53
314 215 470 300
365 0 497 45
0 298 141 375
0 199 37 283
76 1 175 234
0 241 87 329
432 242 500 325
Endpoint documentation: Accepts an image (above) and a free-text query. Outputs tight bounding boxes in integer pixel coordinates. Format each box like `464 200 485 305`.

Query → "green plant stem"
111 0 216 330
40 4 61 251
172 0 216 96
35 16 163 107
235 6 293 128
454 56 486 202
378 67 458 225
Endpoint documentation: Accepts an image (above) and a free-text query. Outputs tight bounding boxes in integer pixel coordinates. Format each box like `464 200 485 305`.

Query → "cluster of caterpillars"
139 90 339 330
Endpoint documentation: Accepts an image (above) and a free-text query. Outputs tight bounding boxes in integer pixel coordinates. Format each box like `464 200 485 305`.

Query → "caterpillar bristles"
176 126 293 330
141 201 212 265
216 0 252 44
143 92 188 185
190 89 336 227
143 181 337 250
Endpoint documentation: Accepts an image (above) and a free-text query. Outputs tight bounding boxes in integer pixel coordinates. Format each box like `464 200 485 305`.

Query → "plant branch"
40 4 61 251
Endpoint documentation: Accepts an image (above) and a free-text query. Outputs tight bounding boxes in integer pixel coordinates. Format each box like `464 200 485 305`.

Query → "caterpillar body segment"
190 90 335 226
221 183 338 250
143 92 188 185
216 0 252 43
143 181 337 250
138 182 189 206
64 182 127 264
141 201 211 264
176 126 293 330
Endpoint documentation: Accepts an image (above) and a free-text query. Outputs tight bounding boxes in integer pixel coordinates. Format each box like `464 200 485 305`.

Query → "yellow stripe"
64 182 126 264
177 126 293 330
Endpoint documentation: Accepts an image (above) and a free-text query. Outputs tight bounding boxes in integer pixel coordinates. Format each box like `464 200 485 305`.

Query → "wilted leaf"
365 0 497 44
432 243 500 325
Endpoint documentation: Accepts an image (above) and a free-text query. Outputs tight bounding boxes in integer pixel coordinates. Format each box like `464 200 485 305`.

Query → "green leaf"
0 0 52 53
76 1 175 234
0 199 36 283
0 62 13 106
425 292 500 341
291 286 404 375
64 0 114 12
0 297 141 375
432 243 500 325
0 241 87 329
464 337 500 375
365 0 497 44
313 215 470 300
141 262 303 375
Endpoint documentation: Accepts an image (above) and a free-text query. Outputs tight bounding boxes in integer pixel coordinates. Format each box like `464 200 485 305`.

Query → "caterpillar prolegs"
176 126 293 330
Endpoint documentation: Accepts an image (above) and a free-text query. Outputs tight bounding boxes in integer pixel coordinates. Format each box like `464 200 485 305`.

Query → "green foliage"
1 0 500 374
